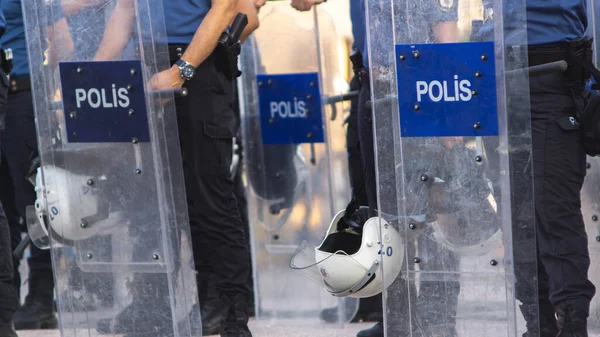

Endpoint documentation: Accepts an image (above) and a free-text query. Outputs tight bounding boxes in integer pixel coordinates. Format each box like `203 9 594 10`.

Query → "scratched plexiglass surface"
23 1 200 335
238 1 358 326
365 0 538 335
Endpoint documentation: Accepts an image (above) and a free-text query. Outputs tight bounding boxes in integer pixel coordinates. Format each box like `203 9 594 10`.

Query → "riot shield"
22 1 201 336
238 1 359 325
365 0 539 335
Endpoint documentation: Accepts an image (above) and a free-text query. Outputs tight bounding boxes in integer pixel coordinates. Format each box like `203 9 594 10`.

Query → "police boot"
520 300 558 337
196 273 227 336
356 321 425 337
556 299 589 337
321 296 383 323
357 321 383 337
12 270 57 330
96 274 174 337
220 294 252 337
0 311 17 337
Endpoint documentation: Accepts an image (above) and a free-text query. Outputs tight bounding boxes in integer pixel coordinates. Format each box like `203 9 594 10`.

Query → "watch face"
181 64 195 79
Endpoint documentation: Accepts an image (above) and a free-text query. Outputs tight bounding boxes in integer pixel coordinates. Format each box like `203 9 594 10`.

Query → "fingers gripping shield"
290 210 404 298
22 2 201 336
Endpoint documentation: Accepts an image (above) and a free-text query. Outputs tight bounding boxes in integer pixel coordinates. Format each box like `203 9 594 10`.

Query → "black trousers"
0 90 52 286
526 69 595 306
0 69 18 318
172 48 250 297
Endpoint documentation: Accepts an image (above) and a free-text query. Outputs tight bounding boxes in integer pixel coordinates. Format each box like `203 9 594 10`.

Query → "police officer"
473 0 596 336
95 0 259 336
520 1 593 336
0 0 74 331
291 0 459 336
0 3 18 337
0 0 64 330
314 0 382 325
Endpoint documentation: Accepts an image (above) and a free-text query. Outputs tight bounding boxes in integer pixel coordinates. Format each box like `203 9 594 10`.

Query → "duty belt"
9 76 31 93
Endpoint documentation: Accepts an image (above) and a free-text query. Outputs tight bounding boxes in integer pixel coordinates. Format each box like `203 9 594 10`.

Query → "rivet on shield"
127 84 133 91
413 104 420 111
306 94 312 100
152 254 160 260
273 234 280 240
130 68 136 75
69 111 77 119
86 179 94 186
420 174 428 182
412 50 420 59
86 253 93 259
135 168 142 174
267 79 273 86
587 162 591 169
269 118 275 125
128 109 135 116
596 236 600 242
399 54 406 61
592 215 598 222
475 71 482 78
409 223 417 230
473 122 481 130
413 257 421 263
307 132 314 139
132 137 139 144
471 90 478 97
258 81 263 87
80 220 88 228
490 259 498 266
306 109 311 115
475 156 483 163
76 67 82 74
367 242 373 247
481 54 488 61
310 82 316 87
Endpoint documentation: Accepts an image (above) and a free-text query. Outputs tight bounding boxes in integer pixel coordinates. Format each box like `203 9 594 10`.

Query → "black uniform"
0 8 19 333
471 1 596 336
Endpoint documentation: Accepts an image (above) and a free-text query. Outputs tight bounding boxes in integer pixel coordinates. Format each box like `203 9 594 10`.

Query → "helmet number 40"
378 246 393 257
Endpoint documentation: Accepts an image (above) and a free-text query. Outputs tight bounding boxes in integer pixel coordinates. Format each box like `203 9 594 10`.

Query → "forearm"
94 0 135 61
236 0 259 42
180 2 238 67
45 18 74 69
433 21 458 43
61 0 106 16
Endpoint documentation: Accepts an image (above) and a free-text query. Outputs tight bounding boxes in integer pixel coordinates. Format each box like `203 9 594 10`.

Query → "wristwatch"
176 59 195 80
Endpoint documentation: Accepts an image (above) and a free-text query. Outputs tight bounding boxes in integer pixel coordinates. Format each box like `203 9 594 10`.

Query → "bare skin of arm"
96 0 241 89
45 18 74 70
94 0 136 61
236 0 260 42
61 0 108 17
433 21 458 43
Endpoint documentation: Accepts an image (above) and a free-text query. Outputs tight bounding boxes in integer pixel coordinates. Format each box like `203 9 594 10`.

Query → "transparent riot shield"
22 1 201 336
366 0 540 335
238 1 359 325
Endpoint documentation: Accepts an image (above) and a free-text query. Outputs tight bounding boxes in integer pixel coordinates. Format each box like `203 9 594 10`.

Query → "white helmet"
28 165 123 247
291 207 404 298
